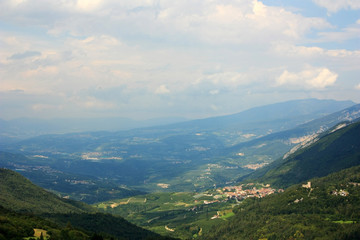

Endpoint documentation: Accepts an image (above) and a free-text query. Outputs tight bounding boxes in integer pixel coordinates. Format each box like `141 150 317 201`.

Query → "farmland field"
94 191 236 239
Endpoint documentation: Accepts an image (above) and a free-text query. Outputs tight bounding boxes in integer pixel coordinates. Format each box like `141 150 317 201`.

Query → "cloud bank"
0 0 359 120
276 68 338 89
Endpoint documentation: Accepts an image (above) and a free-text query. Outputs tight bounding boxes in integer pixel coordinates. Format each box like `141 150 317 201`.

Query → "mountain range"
0 98 354 142
242 118 360 188
1 99 360 197
1 98 360 239
0 117 188 142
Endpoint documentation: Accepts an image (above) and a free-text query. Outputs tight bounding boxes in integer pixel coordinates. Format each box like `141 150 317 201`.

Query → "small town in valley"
217 183 284 200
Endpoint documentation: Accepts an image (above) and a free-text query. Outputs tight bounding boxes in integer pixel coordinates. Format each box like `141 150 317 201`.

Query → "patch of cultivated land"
95 183 282 239
94 191 232 239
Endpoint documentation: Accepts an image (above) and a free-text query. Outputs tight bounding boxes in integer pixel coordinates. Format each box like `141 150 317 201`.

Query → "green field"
333 220 357 224
94 191 236 239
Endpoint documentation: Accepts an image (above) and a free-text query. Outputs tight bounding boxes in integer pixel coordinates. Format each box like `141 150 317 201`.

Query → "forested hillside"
242 119 360 188
0 168 175 240
201 165 360 240
0 168 91 214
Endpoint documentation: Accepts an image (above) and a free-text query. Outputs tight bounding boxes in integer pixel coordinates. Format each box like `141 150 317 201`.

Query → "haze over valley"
1 0 360 239
2 99 360 239
1 99 358 194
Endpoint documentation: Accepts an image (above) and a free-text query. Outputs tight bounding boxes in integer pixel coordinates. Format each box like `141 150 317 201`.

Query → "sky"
0 0 359 121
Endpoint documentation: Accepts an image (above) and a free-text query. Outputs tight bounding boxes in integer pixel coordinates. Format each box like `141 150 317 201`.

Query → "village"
203 183 284 220
190 182 284 212
217 183 284 200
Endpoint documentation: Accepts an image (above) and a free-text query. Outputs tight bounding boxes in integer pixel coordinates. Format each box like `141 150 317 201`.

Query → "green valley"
1 100 359 196
2 100 360 239
1 0 360 237
94 183 282 239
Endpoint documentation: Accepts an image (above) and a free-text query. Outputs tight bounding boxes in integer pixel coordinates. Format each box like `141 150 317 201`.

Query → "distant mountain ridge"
226 103 360 167
230 102 360 148
150 98 355 139
0 99 354 142
0 116 189 142
1 99 359 194
242 118 360 188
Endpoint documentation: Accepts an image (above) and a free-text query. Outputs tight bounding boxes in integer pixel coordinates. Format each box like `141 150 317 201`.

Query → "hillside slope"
0 151 144 204
0 168 175 240
201 165 360 240
227 103 360 159
242 119 360 188
0 168 92 214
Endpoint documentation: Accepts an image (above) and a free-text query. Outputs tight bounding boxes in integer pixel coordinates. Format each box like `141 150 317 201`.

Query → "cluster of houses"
65 179 93 185
331 189 349 197
218 183 283 200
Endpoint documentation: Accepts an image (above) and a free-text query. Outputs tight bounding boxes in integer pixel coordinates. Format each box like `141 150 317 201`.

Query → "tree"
90 233 104 240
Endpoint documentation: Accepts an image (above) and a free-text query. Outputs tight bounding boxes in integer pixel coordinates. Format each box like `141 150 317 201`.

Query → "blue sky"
0 0 359 120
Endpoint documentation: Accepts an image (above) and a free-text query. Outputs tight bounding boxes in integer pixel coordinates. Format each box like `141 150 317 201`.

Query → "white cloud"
0 0 359 120
272 43 324 56
0 0 331 45
272 42 360 58
209 89 219 95
31 103 60 112
155 85 170 94
195 72 252 89
69 96 117 110
317 20 360 43
308 68 338 88
156 0 330 45
356 83 360 90
313 0 360 13
76 0 103 12
276 67 337 89
8 51 41 60
210 104 219 111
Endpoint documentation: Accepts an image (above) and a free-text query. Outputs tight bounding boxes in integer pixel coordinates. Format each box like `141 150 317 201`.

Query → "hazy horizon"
1 98 357 122
1 0 360 120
